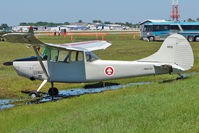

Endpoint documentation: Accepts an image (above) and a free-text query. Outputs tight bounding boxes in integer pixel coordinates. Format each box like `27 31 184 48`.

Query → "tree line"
187 18 199 22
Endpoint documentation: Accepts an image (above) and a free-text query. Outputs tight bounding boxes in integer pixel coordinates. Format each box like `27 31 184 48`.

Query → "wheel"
195 36 199 42
48 87 59 96
29 90 40 98
187 36 194 42
148 36 154 42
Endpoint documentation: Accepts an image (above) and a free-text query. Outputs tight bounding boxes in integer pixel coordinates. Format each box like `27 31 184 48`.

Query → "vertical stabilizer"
139 34 194 71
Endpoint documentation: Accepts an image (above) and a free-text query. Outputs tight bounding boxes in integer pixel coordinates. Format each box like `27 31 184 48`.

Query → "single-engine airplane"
3 27 194 98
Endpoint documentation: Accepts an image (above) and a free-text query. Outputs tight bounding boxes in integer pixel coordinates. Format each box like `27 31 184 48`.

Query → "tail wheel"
148 36 154 42
187 36 194 42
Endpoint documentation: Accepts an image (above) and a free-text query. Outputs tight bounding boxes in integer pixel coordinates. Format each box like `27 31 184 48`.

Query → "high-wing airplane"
3 27 194 98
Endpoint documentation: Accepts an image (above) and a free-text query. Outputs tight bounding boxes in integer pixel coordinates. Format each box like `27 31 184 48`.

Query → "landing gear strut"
28 80 48 98
48 82 59 97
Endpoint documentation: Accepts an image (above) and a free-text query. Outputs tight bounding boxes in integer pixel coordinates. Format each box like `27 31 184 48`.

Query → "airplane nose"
3 61 13 66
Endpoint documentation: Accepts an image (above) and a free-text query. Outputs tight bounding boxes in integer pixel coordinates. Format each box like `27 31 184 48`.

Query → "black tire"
29 90 40 98
187 36 194 42
48 87 59 96
195 36 199 42
148 36 154 42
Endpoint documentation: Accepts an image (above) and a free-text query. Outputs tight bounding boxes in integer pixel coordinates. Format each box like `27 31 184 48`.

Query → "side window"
50 50 84 63
50 49 59 62
170 25 180 30
70 51 76 62
58 51 69 62
143 27 146 32
70 51 84 62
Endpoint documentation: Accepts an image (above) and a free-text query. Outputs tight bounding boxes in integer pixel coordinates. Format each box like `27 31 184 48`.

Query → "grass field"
0 34 199 132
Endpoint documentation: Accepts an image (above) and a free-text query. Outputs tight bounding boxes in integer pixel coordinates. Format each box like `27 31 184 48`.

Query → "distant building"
96 24 125 30
12 22 135 32
12 26 51 32
12 26 30 32
50 26 69 32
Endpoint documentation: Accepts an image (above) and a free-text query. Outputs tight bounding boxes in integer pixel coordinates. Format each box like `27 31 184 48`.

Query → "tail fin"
139 34 194 71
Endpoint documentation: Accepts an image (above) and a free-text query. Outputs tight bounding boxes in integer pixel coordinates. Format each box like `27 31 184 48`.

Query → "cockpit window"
58 51 69 62
86 52 99 62
50 49 59 62
50 49 84 63
70 51 83 62
41 48 49 60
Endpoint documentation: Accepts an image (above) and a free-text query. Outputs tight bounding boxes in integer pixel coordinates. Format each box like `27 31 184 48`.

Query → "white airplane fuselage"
13 59 181 83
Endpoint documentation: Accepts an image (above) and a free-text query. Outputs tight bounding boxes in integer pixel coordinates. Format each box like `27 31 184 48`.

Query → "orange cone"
102 36 104 40
71 36 73 41
133 33 135 39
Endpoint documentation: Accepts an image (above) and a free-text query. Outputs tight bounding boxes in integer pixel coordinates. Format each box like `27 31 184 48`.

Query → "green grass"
0 34 199 132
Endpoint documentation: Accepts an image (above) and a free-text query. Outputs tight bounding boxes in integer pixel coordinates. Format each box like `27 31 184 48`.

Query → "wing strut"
33 46 49 80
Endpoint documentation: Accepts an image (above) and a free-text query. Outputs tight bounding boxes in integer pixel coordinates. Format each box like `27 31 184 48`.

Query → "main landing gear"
29 80 59 98
48 82 59 97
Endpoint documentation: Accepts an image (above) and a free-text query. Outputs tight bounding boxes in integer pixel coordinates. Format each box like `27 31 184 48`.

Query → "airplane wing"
3 32 111 52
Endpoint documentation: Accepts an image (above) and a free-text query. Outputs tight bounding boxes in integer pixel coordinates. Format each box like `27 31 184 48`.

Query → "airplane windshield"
41 48 49 60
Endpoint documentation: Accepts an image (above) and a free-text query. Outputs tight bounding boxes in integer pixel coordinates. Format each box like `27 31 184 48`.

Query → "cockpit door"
47 49 86 83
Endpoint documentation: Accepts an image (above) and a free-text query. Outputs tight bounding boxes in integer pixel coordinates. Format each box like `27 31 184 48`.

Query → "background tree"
0 24 9 30
78 20 83 23
104 21 111 24
92 20 102 23
187 18 195 22
64 22 70 25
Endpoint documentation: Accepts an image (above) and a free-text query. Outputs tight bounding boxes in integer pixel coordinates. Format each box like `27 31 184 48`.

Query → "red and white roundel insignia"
105 66 114 76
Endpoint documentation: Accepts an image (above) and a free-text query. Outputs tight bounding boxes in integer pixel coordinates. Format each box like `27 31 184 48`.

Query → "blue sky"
0 0 198 25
